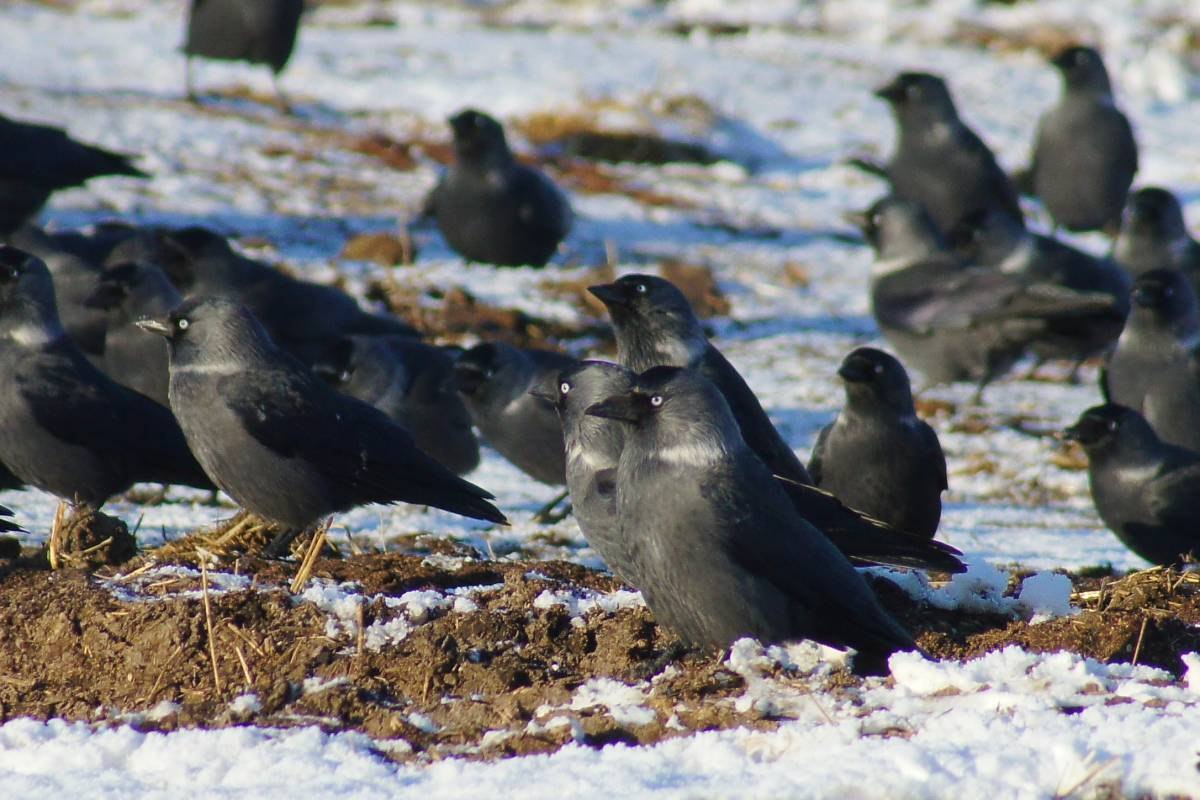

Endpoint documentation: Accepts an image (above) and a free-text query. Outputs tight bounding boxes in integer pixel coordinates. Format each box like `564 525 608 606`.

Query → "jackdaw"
1065 404 1200 565
452 342 575 485
809 348 946 538
311 335 480 476
1105 268 1200 452
0 115 146 235
184 0 304 105
588 274 812 486
430 109 572 267
1112 187 1200 291
873 72 1022 236
138 297 506 553
0 246 213 507
851 195 1123 398
587 366 920 675
1025 46 1137 234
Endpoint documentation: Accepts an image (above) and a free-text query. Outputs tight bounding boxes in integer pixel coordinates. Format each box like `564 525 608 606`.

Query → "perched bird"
534 360 638 581
809 348 946 538
949 206 1130 366
0 246 213 507
588 274 812 486
0 116 145 235
311 336 480 476
1066 404 1200 565
184 0 304 105
84 261 183 407
452 342 575 486
587 366 920 675
1112 187 1200 291
138 297 506 554
148 226 417 356
851 195 1123 398
1105 268 1200 452
873 72 1022 236
429 109 572 267
1025 46 1137 234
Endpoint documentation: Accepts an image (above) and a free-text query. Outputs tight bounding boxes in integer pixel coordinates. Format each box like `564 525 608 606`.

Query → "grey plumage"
452 342 574 485
430 109 572 267
184 0 304 100
139 297 506 539
0 246 213 507
1066 404 1200 565
809 348 946 538
587 366 919 676
852 195 1123 395
311 336 480 476
1105 268 1200 452
588 274 812 486
874 72 1022 236
0 116 145 235
7 226 108 357
1027 46 1137 234
1112 187 1200 291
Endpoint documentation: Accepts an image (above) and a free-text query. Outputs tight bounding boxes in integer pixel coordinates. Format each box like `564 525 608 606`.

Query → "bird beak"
1130 285 1159 309
1049 49 1073 70
1061 424 1083 443
135 316 173 339
587 283 628 308
451 362 487 395
873 79 904 103
527 375 558 404
585 393 649 424
836 359 871 383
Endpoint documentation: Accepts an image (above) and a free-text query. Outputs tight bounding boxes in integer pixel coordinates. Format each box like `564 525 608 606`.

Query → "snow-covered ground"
2 0 1200 796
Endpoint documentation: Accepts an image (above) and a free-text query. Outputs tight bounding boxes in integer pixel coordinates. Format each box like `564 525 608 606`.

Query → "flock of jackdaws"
1 0 1199 677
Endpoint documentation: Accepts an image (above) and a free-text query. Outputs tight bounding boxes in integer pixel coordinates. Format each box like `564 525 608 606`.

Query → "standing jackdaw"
184 0 304 105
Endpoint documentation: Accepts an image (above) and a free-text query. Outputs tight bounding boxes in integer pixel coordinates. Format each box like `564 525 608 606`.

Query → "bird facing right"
587 366 919 676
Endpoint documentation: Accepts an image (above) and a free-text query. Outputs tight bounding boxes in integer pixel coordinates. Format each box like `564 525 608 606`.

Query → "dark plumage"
0 247 213 507
589 274 812 486
1112 187 1200 292
851 196 1123 396
0 116 145 235
1105 269 1200 452
430 109 572 267
311 336 479 476
587 366 919 675
184 0 304 101
0 504 19 534
1027 46 1137 234
809 348 946 538
139 297 505 543
452 342 574 485
1066 404 1200 565
874 72 1022 236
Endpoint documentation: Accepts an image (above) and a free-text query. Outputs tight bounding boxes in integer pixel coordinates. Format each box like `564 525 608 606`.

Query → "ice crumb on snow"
301 677 349 696
569 678 657 727
406 713 440 734
1016 572 1077 622
229 694 261 717
532 587 645 627
874 563 1076 621
99 565 253 602
144 701 179 722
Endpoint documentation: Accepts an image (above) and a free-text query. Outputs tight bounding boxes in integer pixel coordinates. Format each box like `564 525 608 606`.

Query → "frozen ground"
1 0 1200 796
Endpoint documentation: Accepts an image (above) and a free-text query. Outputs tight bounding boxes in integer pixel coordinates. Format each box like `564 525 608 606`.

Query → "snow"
2 0 1200 795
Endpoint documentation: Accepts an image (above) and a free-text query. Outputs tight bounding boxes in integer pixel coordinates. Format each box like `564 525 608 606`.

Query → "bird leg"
630 640 698 681
532 489 572 524
185 57 198 103
271 73 293 115
263 523 305 559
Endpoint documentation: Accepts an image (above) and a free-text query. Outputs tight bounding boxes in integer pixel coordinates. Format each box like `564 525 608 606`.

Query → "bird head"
873 72 958 124
588 274 706 364
448 109 512 165
1064 404 1157 459
136 296 275 368
1050 45 1113 95
846 195 943 262
1121 187 1185 240
837 347 916 414
1129 268 1198 324
452 342 533 409
0 245 65 343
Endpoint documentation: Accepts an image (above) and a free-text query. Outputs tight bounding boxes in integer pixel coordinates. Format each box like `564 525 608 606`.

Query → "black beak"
135 316 173 339
587 283 628 308
873 79 904 103
585 392 650 424
452 361 488 395
527 374 558 405
1131 284 1161 309
837 358 872 384
1062 423 1083 442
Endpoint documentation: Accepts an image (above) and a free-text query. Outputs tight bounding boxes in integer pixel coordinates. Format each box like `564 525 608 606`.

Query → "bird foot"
629 641 697 681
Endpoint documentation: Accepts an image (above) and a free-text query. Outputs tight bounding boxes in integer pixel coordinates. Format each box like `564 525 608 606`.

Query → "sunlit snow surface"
2 0 1200 796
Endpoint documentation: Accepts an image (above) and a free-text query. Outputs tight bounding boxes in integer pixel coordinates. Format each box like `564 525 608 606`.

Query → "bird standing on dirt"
140 297 505 555
430 109 572 267
0 115 146 235
809 348 946 538
873 72 1022 236
1024 46 1137 235
587 366 920 676
1066 404 1200 565
184 0 304 107
0 247 213 508
1112 187 1200 293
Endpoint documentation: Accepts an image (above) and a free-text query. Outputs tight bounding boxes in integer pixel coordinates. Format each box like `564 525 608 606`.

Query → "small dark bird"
589 274 812 486
809 348 946 538
429 109 572 267
150 226 417 356
0 246 213 507
851 196 1123 398
1112 187 1200 291
587 366 919 675
184 0 304 106
1105 268 1200 452
1065 404 1200 565
535 360 638 581
452 342 575 485
311 336 479 476
138 297 506 553
873 72 1023 236
0 116 146 235
84 261 183 407
1025 46 1137 234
